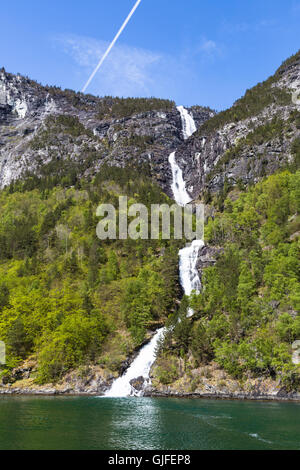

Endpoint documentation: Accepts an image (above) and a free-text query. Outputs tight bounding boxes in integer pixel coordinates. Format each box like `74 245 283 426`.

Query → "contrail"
82 0 142 93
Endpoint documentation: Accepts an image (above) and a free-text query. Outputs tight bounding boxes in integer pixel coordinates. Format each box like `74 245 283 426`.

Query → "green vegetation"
197 50 299 135
199 83 290 134
43 89 174 116
1 51 299 393
0 165 181 384
158 170 300 390
1 68 175 116
206 111 300 187
30 115 95 151
123 134 155 151
291 137 300 172
97 97 175 120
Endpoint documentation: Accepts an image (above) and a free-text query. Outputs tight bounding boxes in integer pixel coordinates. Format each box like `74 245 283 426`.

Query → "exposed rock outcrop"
1 53 298 200
173 51 300 198
147 361 300 401
0 68 214 192
0 364 113 396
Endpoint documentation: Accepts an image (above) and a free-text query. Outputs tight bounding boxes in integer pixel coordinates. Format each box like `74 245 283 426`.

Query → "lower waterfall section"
104 328 165 397
179 240 204 317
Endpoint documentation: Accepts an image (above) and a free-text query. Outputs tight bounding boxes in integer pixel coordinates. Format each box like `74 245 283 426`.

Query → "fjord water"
0 396 299 450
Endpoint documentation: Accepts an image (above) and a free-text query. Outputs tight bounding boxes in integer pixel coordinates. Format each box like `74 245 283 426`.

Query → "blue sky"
1 0 299 110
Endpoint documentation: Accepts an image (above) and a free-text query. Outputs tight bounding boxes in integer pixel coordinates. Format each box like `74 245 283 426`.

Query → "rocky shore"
145 389 300 402
147 359 300 402
0 364 112 396
1 362 299 401
1 386 299 402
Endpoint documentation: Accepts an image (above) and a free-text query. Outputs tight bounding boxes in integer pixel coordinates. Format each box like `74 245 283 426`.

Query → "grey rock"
0 69 214 192
129 376 145 391
170 54 300 199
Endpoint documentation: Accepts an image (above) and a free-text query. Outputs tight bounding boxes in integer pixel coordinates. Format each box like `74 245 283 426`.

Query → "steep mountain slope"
150 169 300 399
0 165 184 393
0 69 214 193
173 51 300 199
0 51 299 397
0 52 299 201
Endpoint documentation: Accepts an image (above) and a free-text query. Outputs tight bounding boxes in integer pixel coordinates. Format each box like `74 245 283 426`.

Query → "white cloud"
55 34 162 96
199 39 218 54
53 33 223 103
193 38 224 62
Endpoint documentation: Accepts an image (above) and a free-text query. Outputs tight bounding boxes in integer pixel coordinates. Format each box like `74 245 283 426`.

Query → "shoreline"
145 391 300 402
1 388 300 402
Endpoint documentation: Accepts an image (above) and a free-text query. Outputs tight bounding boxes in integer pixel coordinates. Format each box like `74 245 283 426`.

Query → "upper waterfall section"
168 106 197 205
177 105 197 140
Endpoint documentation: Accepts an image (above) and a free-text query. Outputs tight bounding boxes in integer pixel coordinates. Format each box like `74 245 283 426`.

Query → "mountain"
175 50 300 199
0 69 214 193
150 168 300 399
0 51 299 398
1 52 299 201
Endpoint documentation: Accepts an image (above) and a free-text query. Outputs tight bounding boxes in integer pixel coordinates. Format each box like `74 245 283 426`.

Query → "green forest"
156 169 300 390
0 165 181 384
197 51 299 135
0 58 299 391
1 162 299 390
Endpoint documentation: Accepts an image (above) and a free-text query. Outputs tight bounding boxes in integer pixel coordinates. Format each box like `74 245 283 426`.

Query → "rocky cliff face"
0 52 299 199
0 68 214 192
173 51 300 198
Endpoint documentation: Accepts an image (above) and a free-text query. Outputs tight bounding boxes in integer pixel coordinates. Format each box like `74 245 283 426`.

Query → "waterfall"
104 106 201 398
168 152 192 207
168 106 197 206
171 107 202 315
177 105 197 140
104 328 165 397
179 240 204 317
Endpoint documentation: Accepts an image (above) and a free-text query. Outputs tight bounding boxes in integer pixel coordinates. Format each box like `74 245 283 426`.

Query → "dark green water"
0 396 299 450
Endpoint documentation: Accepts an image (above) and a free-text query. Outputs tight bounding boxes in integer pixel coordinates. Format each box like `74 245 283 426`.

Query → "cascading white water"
168 106 197 206
177 105 197 140
179 240 204 317
171 107 202 316
104 106 201 398
104 328 165 397
168 152 192 207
